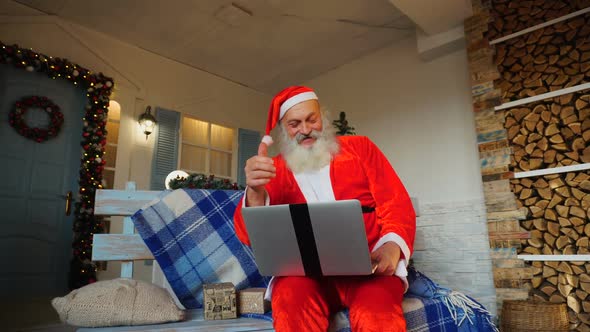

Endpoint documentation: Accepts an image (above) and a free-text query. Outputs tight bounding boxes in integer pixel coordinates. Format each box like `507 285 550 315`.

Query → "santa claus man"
234 86 415 331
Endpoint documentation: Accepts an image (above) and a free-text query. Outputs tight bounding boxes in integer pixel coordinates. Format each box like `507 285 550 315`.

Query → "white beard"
278 115 340 174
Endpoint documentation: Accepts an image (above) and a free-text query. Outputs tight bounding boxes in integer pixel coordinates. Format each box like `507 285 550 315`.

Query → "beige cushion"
51 278 184 327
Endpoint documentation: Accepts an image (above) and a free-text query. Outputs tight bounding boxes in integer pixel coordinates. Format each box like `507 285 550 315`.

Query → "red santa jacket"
233 135 416 258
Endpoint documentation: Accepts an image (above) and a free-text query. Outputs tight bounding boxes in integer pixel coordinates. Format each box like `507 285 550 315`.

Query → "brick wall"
412 199 497 315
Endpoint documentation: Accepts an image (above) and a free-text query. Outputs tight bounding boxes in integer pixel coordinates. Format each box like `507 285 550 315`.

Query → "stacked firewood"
466 0 590 327
486 0 590 41
512 171 590 328
495 12 590 103
504 93 590 172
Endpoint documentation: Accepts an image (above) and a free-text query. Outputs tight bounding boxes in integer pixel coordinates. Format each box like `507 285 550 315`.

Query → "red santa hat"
261 86 318 146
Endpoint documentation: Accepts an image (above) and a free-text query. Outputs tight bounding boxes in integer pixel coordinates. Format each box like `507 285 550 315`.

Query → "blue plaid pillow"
131 189 270 309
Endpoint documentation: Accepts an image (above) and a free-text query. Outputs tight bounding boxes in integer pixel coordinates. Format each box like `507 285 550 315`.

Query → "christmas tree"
332 112 355 135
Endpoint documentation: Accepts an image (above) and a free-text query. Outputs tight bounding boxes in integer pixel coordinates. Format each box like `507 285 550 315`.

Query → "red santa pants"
271 275 405 332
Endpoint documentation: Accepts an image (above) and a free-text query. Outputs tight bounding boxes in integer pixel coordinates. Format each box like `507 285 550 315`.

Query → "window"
103 101 120 189
179 116 236 179
97 100 120 272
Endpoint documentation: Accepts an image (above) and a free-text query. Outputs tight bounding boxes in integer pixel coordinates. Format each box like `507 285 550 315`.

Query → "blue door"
0 64 85 297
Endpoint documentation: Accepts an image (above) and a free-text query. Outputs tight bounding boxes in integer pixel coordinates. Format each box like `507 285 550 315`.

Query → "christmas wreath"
9 96 64 143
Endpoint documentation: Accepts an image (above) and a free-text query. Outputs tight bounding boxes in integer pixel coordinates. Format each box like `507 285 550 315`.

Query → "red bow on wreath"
9 96 64 143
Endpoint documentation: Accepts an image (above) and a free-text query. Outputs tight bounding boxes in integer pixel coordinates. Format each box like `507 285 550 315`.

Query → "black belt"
362 206 375 213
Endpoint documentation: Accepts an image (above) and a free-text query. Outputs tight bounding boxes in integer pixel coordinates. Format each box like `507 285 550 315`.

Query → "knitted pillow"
51 278 184 327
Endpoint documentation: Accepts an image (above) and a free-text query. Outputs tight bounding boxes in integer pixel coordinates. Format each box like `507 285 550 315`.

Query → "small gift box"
203 282 237 320
238 287 270 314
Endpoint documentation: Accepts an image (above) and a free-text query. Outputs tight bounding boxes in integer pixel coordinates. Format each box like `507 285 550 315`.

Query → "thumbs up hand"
244 141 276 206
257 140 269 158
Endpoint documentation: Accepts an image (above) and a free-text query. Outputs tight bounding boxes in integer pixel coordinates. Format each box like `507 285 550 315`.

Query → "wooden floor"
0 298 273 332
77 310 274 332
0 296 72 332
13 324 76 332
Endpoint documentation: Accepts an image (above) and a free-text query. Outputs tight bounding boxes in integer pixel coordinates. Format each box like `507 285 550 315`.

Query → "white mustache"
295 131 321 144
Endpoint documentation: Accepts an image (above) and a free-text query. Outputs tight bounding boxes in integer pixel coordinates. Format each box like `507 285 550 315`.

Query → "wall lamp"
138 106 157 140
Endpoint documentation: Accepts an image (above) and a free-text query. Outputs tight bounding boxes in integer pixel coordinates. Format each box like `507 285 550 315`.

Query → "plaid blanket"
131 189 270 309
132 189 497 332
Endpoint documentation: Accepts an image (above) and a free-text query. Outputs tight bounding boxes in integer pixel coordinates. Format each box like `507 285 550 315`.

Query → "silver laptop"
241 199 373 277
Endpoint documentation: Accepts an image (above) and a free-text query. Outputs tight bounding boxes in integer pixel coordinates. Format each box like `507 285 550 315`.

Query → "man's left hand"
370 242 401 276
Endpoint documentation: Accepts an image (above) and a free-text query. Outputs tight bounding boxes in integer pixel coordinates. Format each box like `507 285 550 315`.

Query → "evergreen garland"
168 173 243 190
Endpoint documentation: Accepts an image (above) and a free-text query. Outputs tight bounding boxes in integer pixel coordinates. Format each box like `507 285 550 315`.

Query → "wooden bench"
78 182 274 332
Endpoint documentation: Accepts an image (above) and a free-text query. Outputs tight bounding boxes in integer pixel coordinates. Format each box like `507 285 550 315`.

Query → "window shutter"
237 128 261 187
150 108 180 190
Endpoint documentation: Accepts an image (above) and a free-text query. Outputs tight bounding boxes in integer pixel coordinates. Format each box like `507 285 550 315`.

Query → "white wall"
306 36 497 314
306 36 483 205
0 16 269 282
